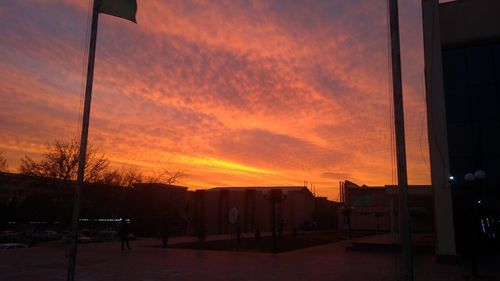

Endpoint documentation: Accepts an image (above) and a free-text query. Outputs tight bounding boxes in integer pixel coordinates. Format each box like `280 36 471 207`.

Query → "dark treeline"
16 139 183 187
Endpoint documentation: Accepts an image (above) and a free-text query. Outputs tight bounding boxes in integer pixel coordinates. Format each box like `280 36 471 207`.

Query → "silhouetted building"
0 172 189 236
338 181 433 234
185 186 338 236
128 183 189 236
0 172 126 227
423 0 500 258
1 173 338 237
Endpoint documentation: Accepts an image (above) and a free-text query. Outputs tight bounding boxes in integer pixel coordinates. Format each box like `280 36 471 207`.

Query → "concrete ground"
0 237 479 281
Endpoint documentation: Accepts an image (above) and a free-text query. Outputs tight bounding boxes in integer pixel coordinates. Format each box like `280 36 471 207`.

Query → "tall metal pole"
388 0 413 281
67 1 99 280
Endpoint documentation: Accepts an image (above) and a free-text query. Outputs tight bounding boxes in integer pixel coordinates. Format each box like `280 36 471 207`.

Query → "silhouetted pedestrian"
278 219 284 240
254 223 261 244
236 223 241 245
119 219 131 251
161 222 169 248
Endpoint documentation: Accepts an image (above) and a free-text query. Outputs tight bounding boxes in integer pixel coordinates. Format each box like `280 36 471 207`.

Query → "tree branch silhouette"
149 169 185 185
0 152 8 172
19 140 109 183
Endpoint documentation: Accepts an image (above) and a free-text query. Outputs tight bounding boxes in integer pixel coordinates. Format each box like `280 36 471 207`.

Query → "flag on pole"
98 0 137 23
67 1 137 281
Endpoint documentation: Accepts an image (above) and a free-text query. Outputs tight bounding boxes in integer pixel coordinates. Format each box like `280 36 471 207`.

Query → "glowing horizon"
0 0 429 200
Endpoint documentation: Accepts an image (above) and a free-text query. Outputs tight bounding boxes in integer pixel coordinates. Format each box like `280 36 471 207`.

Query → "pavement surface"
0 237 485 281
348 233 435 253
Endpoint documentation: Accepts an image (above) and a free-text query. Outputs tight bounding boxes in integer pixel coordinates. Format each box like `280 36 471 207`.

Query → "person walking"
161 221 170 249
119 219 131 251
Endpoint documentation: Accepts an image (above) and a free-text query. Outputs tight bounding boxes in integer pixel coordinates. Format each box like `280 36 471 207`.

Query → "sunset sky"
0 0 432 200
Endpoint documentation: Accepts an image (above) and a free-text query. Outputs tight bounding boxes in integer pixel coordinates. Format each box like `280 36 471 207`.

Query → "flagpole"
67 1 99 280
388 0 414 281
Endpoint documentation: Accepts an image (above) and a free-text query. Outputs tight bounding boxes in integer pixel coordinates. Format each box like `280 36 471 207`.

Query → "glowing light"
176 155 278 175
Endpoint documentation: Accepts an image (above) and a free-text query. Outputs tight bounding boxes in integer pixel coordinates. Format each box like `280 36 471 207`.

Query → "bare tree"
100 165 143 187
19 140 109 183
148 169 184 185
0 152 8 172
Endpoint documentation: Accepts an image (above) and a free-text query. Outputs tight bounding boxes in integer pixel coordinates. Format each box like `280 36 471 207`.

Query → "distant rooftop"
344 180 431 190
133 183 188 190
208 186 312 194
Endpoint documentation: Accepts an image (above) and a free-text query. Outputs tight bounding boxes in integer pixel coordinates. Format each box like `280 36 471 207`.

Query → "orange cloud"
0 0 430 200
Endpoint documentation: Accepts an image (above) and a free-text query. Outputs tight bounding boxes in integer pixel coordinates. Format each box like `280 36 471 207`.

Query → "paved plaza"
1 236 479 281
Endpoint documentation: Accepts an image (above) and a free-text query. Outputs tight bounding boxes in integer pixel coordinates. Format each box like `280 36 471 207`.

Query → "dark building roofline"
207 186 314 196
343 180 431 190
208 186 306 190
133 183 188 190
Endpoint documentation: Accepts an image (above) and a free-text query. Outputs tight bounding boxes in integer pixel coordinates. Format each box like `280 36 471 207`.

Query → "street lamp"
263 189 287 253
464 173 475 182
474 170 486 180
464 170 486 182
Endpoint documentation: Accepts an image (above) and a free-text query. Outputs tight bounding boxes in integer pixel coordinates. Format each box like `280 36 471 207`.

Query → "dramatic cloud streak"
0 0 429 199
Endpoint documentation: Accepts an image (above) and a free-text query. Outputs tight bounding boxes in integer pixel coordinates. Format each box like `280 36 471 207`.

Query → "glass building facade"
442 41 500 252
